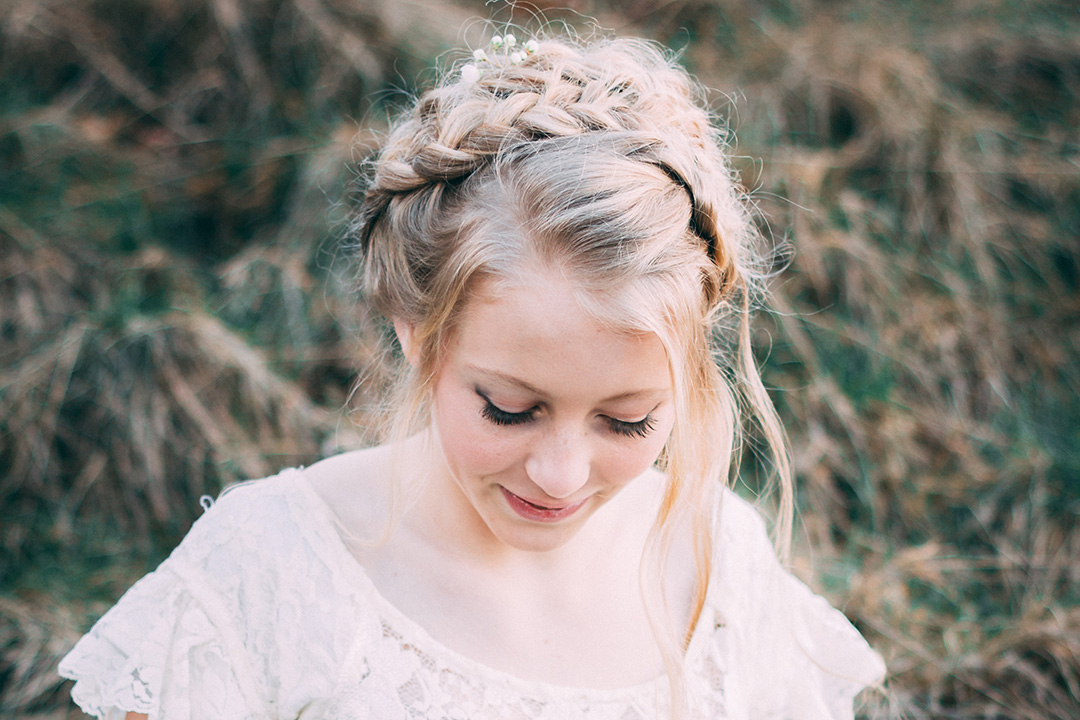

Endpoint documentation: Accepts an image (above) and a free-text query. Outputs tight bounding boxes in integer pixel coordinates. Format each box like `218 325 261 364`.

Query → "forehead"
447 271 673 399
470 248 660 337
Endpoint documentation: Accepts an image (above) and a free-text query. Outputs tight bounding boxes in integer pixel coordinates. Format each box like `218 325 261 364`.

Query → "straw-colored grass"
2 1 1077 718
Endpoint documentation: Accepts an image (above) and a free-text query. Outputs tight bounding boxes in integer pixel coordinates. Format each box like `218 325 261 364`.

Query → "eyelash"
609 414 657 439
478 394 657 438
480 399 537 426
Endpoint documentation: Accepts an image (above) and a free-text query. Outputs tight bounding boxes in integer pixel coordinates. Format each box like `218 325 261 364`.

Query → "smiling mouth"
500 487 587 523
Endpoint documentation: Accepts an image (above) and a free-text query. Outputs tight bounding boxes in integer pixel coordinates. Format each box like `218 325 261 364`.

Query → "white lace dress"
59 468 886 720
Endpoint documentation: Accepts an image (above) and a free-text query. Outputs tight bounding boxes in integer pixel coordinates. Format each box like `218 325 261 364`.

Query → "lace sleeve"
779 568 886 718
57 560 268 720
713 491 887 720
58 474 351 720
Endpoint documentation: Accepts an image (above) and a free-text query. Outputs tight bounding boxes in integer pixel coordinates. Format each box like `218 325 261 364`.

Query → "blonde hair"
353 32 792 716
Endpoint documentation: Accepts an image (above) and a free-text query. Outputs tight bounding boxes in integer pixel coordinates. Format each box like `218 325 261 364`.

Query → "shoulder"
707 488 786 616
166 465 371 622
302 444 394 513
175 468 322 566
302 440 417 544
180 444 390 563
715 487 773 543
697 486 780 578
183 466 374 711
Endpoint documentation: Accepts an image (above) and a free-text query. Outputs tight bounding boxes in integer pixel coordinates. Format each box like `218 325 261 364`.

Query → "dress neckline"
276 465 718 703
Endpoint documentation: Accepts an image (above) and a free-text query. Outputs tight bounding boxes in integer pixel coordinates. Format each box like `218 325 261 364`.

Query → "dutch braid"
356 37 748 321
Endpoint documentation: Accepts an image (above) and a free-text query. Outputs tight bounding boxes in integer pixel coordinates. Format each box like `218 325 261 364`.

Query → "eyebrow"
466 364 669 403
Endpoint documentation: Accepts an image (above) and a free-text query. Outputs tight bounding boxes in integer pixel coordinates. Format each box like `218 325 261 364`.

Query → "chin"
484 510 591 553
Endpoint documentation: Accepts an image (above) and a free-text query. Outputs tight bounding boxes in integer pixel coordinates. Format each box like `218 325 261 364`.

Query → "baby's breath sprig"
460 34 539 82
460 63 481 83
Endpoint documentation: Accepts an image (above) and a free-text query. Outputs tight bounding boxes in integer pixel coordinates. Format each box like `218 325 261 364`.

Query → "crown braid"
355 37 745 316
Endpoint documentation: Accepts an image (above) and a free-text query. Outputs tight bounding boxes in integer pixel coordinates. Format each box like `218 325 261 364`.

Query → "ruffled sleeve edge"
788 578 888 698
713 490 888 719
58 557 270 719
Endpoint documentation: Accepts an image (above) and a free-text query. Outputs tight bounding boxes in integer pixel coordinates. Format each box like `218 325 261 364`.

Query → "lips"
500 487 587 523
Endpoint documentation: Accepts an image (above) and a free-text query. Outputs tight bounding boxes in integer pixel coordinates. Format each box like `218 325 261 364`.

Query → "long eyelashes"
608 414 657 439
477 392 656 438
480 398 537 426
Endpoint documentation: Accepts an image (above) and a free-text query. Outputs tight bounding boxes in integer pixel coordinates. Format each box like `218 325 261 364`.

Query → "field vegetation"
1 0 1077 717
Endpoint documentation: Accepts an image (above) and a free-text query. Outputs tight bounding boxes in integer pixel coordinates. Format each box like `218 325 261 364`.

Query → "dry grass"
1 1 1077 718
659 3 1080 717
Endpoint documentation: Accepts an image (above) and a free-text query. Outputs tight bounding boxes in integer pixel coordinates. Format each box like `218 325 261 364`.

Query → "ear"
393 318 420 366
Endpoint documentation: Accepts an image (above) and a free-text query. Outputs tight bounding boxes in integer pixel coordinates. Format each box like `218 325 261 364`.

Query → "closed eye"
608 414 657 439
477 389 658 437
479 393 538 426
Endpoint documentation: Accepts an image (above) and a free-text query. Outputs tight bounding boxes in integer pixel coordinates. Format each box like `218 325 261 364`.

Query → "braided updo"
357 37 753 322
353 32 791 715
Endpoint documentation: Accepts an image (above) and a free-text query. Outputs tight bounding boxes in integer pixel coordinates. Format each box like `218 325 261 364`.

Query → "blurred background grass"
1 0 1077 717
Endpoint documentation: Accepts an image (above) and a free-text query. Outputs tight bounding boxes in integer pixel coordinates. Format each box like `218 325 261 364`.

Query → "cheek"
600 424 672 486
432 383 518 476
613 442 660 481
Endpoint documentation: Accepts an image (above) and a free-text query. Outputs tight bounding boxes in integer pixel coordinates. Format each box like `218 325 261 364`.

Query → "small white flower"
524 39 539 54
460 63 481 83
504 34 517 48
473 48 488 62
509 51 525 64
490 35 504 49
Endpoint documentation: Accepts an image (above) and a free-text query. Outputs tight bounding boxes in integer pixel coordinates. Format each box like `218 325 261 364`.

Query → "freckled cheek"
611 420 674 484
596 427 671 488
433 392 522 478
600 445 662 488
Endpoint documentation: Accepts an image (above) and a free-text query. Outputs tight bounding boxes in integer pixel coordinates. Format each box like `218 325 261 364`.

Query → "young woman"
60 33 885 719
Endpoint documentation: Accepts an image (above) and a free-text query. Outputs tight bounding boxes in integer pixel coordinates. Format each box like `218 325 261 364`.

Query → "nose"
523 426 592 500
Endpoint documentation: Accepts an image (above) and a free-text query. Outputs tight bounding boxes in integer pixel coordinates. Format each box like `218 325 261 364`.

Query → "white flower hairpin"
460 34 539 83
460 63 481 84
